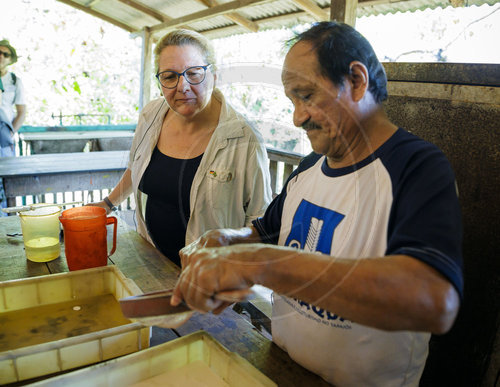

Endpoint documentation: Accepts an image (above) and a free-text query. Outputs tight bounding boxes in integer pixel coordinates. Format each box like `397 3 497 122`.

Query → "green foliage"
213 29 312 154
5 0 142 126
72 81 81 94
219 83 310 154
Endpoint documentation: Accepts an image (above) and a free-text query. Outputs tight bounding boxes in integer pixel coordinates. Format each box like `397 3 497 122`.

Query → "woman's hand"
85 200 111 215
179 227 259 268
179 229 233 268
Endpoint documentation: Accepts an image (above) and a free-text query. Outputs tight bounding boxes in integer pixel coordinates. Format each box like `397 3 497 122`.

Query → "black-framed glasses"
0 52 11 58
156 64 212 89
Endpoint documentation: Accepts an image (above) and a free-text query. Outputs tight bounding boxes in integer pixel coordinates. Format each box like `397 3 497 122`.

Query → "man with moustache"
172 22 463 386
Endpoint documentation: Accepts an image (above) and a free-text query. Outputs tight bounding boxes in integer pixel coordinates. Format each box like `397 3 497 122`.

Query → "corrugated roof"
56 0 498 40
357 0 497 16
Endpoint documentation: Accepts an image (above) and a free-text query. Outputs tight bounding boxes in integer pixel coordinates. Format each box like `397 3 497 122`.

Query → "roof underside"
56 0 498 40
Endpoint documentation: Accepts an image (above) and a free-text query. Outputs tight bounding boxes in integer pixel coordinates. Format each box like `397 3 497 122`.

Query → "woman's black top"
139 146 203 266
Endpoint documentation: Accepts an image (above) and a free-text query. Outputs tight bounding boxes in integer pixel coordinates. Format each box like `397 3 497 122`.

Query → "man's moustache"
302 120 321 131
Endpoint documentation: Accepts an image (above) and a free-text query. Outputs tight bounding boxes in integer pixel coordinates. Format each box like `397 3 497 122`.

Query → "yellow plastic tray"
0 266 150 384
31 330 277 387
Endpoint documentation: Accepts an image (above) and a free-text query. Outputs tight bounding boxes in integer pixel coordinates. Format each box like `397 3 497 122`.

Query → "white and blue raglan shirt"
253 128 463 387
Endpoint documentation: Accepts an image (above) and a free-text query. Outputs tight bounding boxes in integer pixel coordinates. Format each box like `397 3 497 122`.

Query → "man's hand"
172 244 267 313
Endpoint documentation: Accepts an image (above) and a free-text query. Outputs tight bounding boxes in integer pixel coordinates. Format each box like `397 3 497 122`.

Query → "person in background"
0 39 26 215
172 22 463 386
91 29 272 266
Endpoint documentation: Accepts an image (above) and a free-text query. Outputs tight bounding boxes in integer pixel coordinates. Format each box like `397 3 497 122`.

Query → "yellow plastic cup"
19 204 61 262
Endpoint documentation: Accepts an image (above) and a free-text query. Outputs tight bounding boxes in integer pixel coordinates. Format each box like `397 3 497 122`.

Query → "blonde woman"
93 30 272 266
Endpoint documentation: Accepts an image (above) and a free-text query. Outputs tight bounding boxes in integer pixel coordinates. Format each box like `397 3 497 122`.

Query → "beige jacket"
129 89 272 246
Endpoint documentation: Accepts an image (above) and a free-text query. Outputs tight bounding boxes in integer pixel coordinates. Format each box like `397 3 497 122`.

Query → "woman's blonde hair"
154 29 216 74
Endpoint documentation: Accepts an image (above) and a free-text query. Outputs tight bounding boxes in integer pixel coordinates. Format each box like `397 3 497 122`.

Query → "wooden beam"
356 0 409 6
330 0 358 26
387 82 500 105
86 0 102 6
150 0 272 33
193 0 259 33
225 13 259 32
290 0 329 21
139 27 153 111
56 0 135 32
116 0 170 22
200 8 320 37
195 0 216 6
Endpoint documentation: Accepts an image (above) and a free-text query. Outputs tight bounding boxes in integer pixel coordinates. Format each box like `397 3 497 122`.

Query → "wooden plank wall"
383 62 500 387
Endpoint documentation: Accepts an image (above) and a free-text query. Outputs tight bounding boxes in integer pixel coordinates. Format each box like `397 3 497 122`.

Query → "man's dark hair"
293 21 388 103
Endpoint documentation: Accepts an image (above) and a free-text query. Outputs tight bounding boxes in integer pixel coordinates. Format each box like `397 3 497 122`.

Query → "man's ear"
348 61 369 102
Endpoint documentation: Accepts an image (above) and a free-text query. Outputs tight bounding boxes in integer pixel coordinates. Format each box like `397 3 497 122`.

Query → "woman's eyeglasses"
156 64 212 89
0 52 12 58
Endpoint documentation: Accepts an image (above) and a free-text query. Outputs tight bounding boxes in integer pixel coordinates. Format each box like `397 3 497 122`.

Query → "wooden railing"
266 147 303 196
20 189 134 212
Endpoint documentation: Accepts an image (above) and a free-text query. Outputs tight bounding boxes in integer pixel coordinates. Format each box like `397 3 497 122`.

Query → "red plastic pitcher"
59 206 117 271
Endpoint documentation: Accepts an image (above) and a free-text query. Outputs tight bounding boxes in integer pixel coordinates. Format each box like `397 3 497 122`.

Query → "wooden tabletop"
0 150 129 177
0 215 329 386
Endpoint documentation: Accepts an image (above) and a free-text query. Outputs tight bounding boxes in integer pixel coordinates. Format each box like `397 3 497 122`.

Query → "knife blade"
119 289 190 318
119 288 253 328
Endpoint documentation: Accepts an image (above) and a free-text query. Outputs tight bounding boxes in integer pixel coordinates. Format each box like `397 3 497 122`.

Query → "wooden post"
283 163 294 186
139 27 152 111
269 160 278 197
330 0 358 27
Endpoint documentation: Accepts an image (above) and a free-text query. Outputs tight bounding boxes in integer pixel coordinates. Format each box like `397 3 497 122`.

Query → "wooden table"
0 151 129 207
0 215 330 386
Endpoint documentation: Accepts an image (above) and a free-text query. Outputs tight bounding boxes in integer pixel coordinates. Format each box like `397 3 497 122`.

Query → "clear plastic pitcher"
59 206 117 271
19 205 61 262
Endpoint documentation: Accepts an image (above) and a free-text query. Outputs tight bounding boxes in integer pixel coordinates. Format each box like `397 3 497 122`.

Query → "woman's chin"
173 105 200 118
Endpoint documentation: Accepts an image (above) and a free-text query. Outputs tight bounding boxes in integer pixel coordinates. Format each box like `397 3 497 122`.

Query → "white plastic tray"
32 330 277 387
0 265 150 384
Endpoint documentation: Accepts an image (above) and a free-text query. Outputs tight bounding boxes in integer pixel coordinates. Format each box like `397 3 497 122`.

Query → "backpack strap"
11 72 16 85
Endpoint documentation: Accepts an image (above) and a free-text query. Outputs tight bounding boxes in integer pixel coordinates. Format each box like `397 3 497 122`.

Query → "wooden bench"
19 130 134 154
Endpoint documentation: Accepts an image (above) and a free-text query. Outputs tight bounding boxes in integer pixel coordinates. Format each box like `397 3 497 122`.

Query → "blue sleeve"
253 193 285 244
386 143 464 298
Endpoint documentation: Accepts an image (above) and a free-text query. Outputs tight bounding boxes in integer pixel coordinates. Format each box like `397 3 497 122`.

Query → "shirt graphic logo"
285 199 344 255
284 297 352 329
